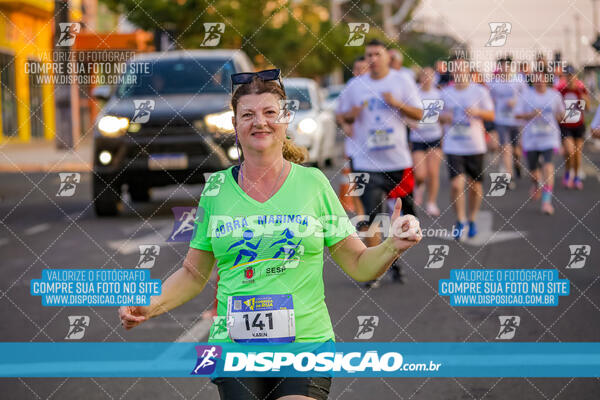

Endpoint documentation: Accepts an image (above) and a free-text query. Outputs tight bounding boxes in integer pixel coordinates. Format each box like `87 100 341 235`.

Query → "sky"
413 0 600 69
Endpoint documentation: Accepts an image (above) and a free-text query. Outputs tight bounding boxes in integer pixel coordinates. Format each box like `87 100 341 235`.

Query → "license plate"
148 154 188 170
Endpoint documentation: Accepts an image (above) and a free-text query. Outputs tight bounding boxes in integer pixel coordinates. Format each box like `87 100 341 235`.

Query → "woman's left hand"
387 198 423 253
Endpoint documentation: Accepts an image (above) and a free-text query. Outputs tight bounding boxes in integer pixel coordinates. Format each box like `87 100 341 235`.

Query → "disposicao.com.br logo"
191 345 442 377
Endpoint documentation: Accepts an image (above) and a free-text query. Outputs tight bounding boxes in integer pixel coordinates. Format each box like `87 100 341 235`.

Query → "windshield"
285 87 312 111
326 88 342 100
117 58 236 97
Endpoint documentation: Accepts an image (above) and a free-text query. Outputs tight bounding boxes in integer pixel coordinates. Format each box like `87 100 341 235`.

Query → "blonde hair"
282 136 308 164
231 76 308 164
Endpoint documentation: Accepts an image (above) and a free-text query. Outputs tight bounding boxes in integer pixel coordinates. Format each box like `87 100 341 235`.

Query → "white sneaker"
426 202 440 216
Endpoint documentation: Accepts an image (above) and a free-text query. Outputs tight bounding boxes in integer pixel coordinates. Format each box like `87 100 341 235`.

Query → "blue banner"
1 342 599 377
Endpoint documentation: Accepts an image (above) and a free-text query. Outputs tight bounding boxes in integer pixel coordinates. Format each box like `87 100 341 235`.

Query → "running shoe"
426 202 440 217
541 201 555 215
562 172 572 189
365 280 380 289
573 177 583 190
468 221 477 238
453 221 465 240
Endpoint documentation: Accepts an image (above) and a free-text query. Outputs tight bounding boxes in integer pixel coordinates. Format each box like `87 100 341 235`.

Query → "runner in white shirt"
488 56 527 186
439 57 495 240
336 56 369 170
515 69 565 215
389 48 416 81
409 67 444 216
336 56 369 217
339 39 423 286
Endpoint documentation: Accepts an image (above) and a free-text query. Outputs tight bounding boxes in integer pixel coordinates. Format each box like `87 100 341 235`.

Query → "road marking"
441 210 526 246
107 222 173 255
175 317 213 342
24 223 50 235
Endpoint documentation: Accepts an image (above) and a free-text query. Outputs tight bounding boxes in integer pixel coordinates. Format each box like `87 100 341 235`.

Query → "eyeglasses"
230 68 285 94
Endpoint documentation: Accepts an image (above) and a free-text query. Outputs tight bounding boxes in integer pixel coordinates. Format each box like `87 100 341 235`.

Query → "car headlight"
98 115 130 137
204 111 234 133
298 118 318 135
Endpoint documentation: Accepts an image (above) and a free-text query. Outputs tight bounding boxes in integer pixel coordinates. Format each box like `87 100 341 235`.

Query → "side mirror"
91 85 112 101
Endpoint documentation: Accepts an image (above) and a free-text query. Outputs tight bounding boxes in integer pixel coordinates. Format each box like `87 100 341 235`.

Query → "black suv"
91 50 253 216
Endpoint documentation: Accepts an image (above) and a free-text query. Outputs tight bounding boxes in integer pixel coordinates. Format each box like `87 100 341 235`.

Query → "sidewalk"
0 136 92 173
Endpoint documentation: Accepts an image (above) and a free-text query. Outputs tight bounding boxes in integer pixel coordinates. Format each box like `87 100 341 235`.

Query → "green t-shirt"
190 162 356 343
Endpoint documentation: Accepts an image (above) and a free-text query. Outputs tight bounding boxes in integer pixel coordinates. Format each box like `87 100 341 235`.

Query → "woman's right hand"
118 305 149 330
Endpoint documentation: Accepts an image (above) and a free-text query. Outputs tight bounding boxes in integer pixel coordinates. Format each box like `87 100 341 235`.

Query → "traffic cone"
339 165 355 213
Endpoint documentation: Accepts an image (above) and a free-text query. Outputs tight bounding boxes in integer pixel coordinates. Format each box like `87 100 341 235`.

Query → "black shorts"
446 154 485 182
357 169 416 227
212 376 332 400
560 124 585 139
412 139 441 152
484 120 495 132
496 125 520 146
525 149 553 170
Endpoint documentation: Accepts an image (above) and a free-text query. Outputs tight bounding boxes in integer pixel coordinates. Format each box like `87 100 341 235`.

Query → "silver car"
283 78 336 168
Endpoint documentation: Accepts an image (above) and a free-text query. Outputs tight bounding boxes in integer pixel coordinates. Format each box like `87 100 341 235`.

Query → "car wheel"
129 185 150 202
93 175 120 217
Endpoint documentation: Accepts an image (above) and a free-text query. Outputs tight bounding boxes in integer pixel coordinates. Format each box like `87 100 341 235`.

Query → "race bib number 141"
227 294 295 343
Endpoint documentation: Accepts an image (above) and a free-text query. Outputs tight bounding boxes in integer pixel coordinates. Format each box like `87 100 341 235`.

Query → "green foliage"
99 0 453 77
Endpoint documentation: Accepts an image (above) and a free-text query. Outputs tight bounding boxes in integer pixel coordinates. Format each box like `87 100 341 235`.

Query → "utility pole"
377 0 397 39
54 0 80 149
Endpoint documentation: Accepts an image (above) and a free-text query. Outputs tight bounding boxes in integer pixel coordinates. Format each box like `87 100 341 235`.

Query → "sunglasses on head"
230 68 285 94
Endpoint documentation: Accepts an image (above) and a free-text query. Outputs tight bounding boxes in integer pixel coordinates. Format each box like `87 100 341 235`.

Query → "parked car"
283 78 336 167
323 84 345 112
91 50 253 216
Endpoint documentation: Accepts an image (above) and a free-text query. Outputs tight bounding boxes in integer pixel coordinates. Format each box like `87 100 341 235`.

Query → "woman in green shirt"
118 69 422 400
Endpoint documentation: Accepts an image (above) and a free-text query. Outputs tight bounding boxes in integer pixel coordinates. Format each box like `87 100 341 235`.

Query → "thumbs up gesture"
388 198 423 252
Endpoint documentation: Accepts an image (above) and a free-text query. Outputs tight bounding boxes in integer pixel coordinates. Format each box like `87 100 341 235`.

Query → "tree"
100 0 355 77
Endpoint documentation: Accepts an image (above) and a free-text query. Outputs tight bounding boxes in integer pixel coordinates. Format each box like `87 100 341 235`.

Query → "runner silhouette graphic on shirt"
228 229 262 266
270 228 302 260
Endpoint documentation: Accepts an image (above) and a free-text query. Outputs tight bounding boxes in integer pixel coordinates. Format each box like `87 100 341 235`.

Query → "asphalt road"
1 143 599 399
